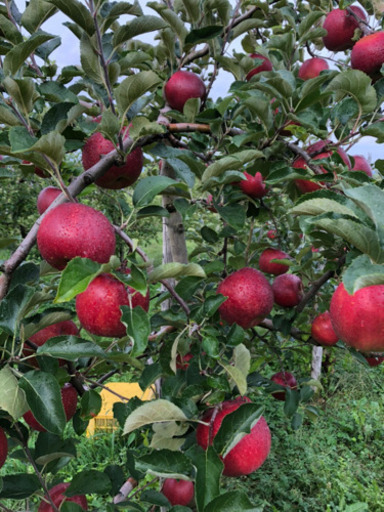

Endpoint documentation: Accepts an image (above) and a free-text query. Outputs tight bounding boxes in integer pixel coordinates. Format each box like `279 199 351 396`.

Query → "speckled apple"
246 53 273 81
38 482 88 512
217 267 274 329
37 186 61 214
259 248 290 276
161 478 194 507
330 283 384 352
82 131 143 189
239 171 267 198
76 272 150 338
270 371 298 401
311 311 339 346
164 70 206 112
351 31 384 80
298 58 329 80
0 427 8 469
323 7 366 51
272 274 303 308
37 203 116 270
196 396 271 477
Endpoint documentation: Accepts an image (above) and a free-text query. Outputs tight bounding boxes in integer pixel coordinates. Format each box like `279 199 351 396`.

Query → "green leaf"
344 184 384 240
19 371 66 435
148 5 187 49
121 305 150 357
291 194 359 219
54 257 102 303
133 175 184 207
233 344 251 382
137 205 170 218
220 364 247 395
3 77 36 116
202 150 263 185
123 399 188 435
185 25 223 46
0 366 28 419
205 490 259 512
22 309 73 340
0 474 41 499
216 203 246 230
342 254 384 294
3 32 54 75
21 0 58 33
66 470 112 496
148 262 206 282
298 11 325 41
0 14 23 44
37 336 106 360
41 102 77 134
136 449 193 479
38 81 79 102
325 70 377 114
0 104 22 126
230 18 263 40
283 388 300 417
28 131 66 166
46 0 95 36
0 284 35 335
180 0 200 23
361 122 384 142
192 447 223 512
115 71 162 120
183 97 201 123
34 432 77 465
80 389 102 419
113 15 168 48
80 32 103 84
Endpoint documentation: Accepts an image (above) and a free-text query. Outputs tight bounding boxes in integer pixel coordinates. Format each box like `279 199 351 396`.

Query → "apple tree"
0 0 384 510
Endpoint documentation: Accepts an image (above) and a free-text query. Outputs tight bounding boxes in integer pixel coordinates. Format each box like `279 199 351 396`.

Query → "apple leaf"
0 366 28 419
121 305 151 357
45 0 95 36
135 449 194 479
220 364 247 395
188 446 222 512
148 262 206 282
233 344 251 382
150 421 189 451
0 284 35 335
22 308 73 339
342 254 384 294
123 399 188 435
325 69 377 114
37 336 106 360
202 150 263 186
298 11 325 40
361 121 384 143
3 32 54 75
215 203 246 230
113 15 168 48
115 71 162 120
34 433 77 465
291 191 363 220
28 131 66 166
283 388 300 417
133 175 189 207
0 474 41 499
204 490 260 512
343 184 384 241
66 469 112 496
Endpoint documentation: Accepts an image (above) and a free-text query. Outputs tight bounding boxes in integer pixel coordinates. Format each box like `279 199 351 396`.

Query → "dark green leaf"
136 450 194 478
66 470 112 496
0 284 35 335
35 432 77 465
185 25 223 45
115 71 162 119
3 32 54 75
46 0 95 36
0 474 40 499
216 203 246 230
189 446 222 512
205 490 258 512
54 257 102 303
122 305 151 357
21 0 58 34
37 336 106 360
113 15 168 47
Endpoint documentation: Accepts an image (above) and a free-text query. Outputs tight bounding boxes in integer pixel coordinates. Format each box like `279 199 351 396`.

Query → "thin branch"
160 279 191 316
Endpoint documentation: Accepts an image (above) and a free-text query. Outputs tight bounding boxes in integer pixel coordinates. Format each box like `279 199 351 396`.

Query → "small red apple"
238 171 267 199
365 356 384 367
37 202 116 270
350 155 373 177
351 31 384 80
38 482 88 512
330 282 384 352
246 53 273 81
311 311 339 346
24 384 78 432
76 272 150 338
217 267 274 329
196 396 271 477
267 229 277 240
161 478 194 507
37 186 61 214
176 353 194 370
323 7 367 51
0 427 8 469
259 248 290 276
82 130 143 189
164 70 206 112
270 371 298 401
298 58 329 80
272 274 303 308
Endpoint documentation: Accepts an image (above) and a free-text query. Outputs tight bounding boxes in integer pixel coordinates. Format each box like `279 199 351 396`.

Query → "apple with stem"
164 70 206 112
322 7 367 52
161 478 194 507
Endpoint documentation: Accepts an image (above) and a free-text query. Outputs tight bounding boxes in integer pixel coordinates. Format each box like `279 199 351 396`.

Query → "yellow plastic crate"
86 382 155 436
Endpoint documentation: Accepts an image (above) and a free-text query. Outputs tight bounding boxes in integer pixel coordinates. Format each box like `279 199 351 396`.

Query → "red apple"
37 202 116 270
298 58 329 80
24 384 78 432
365 356 384 367
23 320 79 367
196 396 271 477
76 272 150 338
323 7 367 51
164 70 206 112
37 186 61 214
330 282 384 352
0 427 7 469
217 267 274 329
351 31 384 80
161 478 194 507
259 248 290 276
350 155 373 177
270 371 298 401
176 353 194 370
267 229 277 240
82 130 143 189
38 482 88 512
246 53 273 81
238 171 267 199
272 274 303 308
311 311 339 346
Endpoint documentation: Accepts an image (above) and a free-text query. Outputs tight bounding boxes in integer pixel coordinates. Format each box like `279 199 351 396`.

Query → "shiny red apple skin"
365 356 384 367
23 320 79 367
272 274 303 308
164 70 206 112
38 482 88 512
311 311 339 346
82 131 143 189
76 272 150 338
37 202 116 270
351 31 384 80
217 267 274 329
196 396 271 477
270 371 298 401
350 155 373 177
0 427 7 469
161 478 194 507
259 248 290 276
37 187 61 214
323 7 366 51
239 171 267 198
298 58 329 80
24 384 78 432
330 283 384 352
246 53 273 81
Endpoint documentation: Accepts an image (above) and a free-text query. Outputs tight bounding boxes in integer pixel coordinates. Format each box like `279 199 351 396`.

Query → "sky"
14 0 383 167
